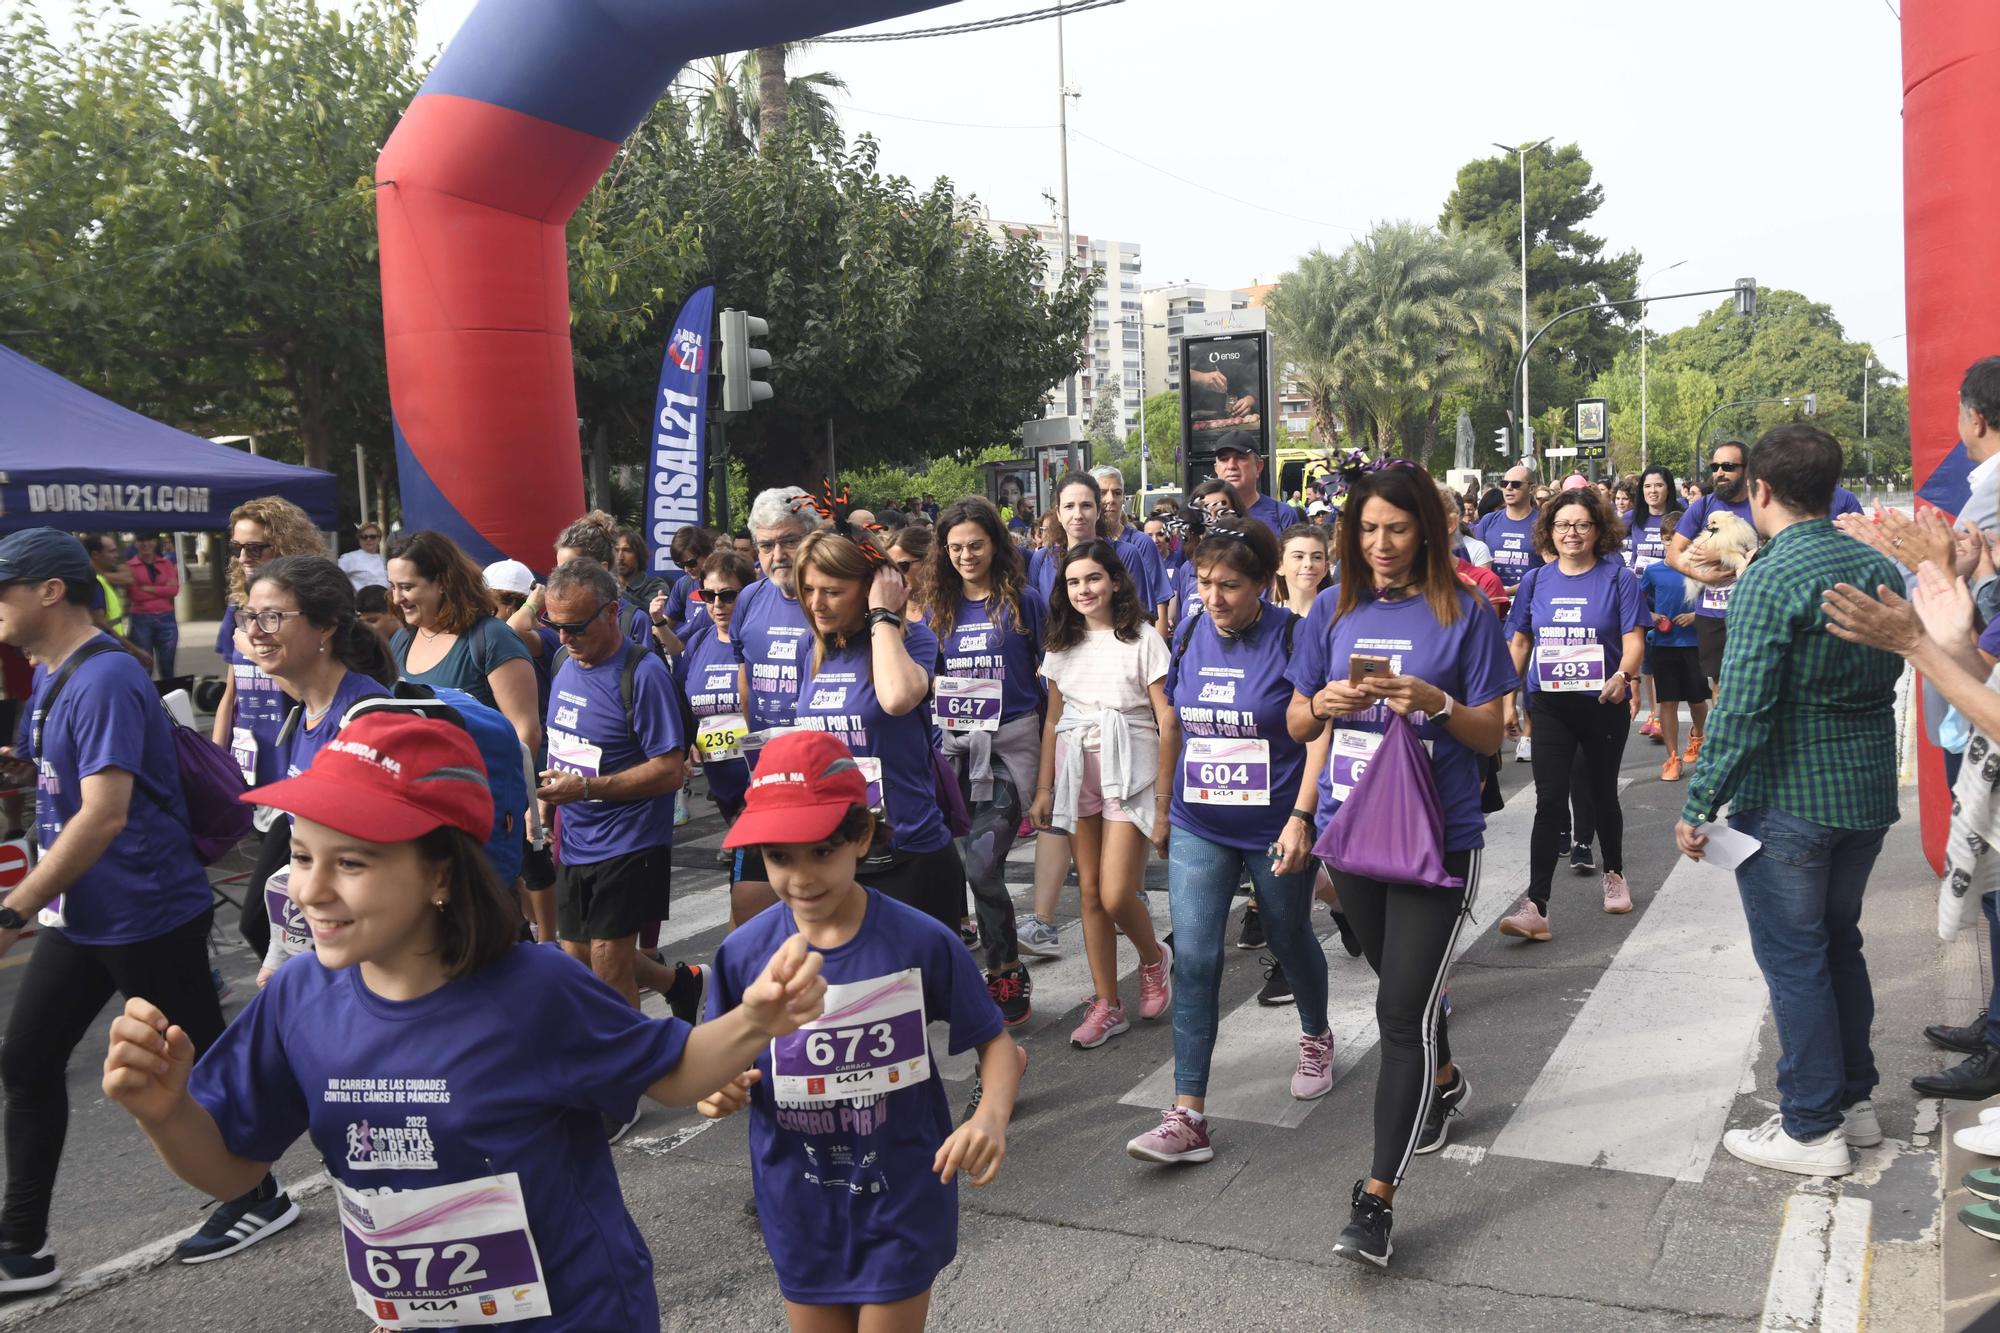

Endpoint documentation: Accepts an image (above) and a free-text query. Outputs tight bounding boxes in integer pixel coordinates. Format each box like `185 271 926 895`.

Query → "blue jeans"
1166 827 1327 1098
1730 806 1886 1139
126 612 178 679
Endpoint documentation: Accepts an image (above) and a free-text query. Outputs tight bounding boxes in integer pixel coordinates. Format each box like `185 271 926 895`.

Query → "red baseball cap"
245 712 494 844
722 731 869 850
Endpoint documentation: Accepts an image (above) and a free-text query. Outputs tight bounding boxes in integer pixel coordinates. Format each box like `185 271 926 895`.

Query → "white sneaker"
1978 1106 2000 1126
1842 1100 1882 1147
1514 737 1533 763
1954 1119 2000 1157
1723 1113 1853 1176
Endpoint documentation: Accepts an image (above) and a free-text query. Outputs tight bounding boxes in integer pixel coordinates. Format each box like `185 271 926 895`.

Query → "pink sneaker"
1292 1029 1335 1100
1126 1106 1214 1164
1071 998 1130 1049
1602 871 1633 914
1497 896 1552 941
1137 941 1173 1019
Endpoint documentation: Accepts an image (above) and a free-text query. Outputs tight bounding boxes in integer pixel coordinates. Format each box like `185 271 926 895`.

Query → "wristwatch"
1616 670 1637 684
867 609 904 631
1432 693 1456 723
0 905 26 931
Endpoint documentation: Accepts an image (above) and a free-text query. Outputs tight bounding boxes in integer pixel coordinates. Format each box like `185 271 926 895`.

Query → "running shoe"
1962 1201 2000 1242
1070 998 1130 1049
1236 902 1265 950
0 1246 59 1294
1640 714 1661 739
962 1042 1030 1124
1683 732 1703 764
1413 1068 1470 1154
988 965 1032 1027
1017 914 1062 958
1841 1100 1882 1148
665 962 709 1026
1016 817 1036 840
1126 1106 1214 1164
1497 897 1552 941
959 918 981 951
1570 843 1596 874
210 966 233 1003
1601 872 1632 914
174 1177 300 1264
1722 1113 1853 1176
1256 956 1293 1007
1137 941 1173 1020
1331 1180 1393 1270
1964 1167 2000 1202
714 845 733 868
1955 1119 2000 1157
1661 753 1683 782
1292 1030 1334 1100
1330 910 1364 958
1514 736 1533 763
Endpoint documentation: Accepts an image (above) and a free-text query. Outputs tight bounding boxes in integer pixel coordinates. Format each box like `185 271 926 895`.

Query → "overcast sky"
86 0 1912 376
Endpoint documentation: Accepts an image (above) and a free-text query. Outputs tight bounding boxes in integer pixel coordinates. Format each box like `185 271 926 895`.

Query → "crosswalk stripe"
1486 849 1767 1181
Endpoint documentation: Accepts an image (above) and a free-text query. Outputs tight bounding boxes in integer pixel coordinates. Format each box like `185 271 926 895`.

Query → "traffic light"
719 309 773 413
1734 278 1758 318
1494 426 1511 453
1802 392 1818 416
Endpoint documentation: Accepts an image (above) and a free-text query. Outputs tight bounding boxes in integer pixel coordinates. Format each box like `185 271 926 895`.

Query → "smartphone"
1347 653 1392 686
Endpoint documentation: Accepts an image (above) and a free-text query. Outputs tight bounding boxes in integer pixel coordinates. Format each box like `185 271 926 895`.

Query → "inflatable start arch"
375 0 952 565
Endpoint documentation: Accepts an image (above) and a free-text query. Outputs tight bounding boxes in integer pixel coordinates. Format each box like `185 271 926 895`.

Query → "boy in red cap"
699 730 1022 1330
102 712 828 1332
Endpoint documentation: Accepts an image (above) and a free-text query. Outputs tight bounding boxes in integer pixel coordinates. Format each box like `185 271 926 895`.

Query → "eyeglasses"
359 532 382 542
1710 462 1743 473
892 559 917 575
1500 480 1527 489
1551 521 1596 534
754 533 805 555
242 609 308 635
228 541 273 560
538 602 612 635
698 587 741 605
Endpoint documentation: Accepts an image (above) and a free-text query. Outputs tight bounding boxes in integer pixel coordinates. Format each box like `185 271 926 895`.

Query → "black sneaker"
0 1245 59 1294
1235 903 1265 950
959 918 981 951
1256 956 1293 1007
1413 1068 1470 1155
1331 1180 1393 1269
174 1176 299 1264
988 965 1032 1028
665 962 709 1026
1570 843 1596 874
1330 910 1364 958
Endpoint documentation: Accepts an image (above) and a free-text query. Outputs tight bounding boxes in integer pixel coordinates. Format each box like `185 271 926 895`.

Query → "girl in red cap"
703 729 1022 1333
102 712 827 1332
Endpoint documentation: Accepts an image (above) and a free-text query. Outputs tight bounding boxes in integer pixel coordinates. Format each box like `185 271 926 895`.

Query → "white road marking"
1756 1190 1873 1333
1488 851 1767 1180
1820 1196 1872 1333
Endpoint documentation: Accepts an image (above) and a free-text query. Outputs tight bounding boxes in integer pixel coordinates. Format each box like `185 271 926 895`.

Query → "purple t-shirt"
1474 510 1543 587
708 890 1002 1306
1831 486 1864 520
1247 493 1301 538
675 623 749 808
1504 559 1645 694
190 943 688 1333
1676 493 1756 619
1286 587 1515 851
217 603 291 786
1113 525 1170 610
732 578 813 731
1173 561 1201 620
792 623 947 854
23 637 211 945
282 670 389 780
934 590 1047 723
1166 603 1306 852
1625 510 1676 570
545 648 688 861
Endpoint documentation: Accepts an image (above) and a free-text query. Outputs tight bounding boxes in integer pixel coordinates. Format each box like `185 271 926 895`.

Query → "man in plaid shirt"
1674 423 1903 1178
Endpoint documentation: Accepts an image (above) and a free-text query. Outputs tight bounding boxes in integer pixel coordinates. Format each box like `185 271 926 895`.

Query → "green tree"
0 0 423 498
1441 142 1641 433
1265 222 1517 461
687 44 847 154
1087 394 1122 453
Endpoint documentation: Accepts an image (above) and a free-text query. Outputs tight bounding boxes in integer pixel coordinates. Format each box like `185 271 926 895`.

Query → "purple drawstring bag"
1311 711 1462 889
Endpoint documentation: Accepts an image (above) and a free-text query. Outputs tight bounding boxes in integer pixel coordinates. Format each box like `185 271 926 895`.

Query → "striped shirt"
1681 517 1903 830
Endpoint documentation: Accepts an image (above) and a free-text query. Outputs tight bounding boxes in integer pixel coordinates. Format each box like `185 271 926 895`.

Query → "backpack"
551 640 699 754
340 685 531 884
34 638 252 864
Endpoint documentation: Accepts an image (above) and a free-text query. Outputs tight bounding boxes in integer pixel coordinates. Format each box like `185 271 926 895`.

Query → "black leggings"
1332 849 1476 1188
859 840 968 934
238 819 291 959
957 765 1022 973
2 909 225 1250
1527 692 1630 909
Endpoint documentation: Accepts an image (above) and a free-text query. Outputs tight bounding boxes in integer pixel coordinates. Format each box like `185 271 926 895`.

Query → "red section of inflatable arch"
1903 2 2000 872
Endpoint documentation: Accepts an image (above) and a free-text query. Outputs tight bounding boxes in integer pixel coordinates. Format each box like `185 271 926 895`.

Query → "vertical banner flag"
649 284 715 581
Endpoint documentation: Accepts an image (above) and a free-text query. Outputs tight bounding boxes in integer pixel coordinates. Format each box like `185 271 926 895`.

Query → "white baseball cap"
482 558 536 595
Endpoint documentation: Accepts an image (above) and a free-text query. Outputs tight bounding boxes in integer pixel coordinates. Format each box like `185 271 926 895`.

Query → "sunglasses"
538 602 612 635
696 587 741 605
359 531 382 541
1500 480 1527 489
228 541 273 560
892 559 917 575
1710 462 1744 473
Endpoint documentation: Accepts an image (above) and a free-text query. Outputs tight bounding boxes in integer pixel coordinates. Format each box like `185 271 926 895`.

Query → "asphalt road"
0 708 1959 1332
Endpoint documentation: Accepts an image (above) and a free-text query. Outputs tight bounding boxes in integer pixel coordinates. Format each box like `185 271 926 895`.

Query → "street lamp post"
1639 259 1687 470
1493 138 1552 463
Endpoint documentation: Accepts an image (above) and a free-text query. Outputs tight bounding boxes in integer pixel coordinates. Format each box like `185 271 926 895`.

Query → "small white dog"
1683 511 1758 603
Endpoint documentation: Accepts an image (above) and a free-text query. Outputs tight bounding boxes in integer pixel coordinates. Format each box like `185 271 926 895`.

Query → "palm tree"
687 44 847 153
1267 222 1517 461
